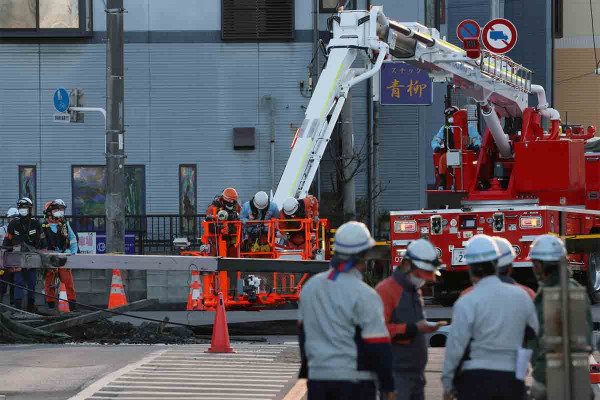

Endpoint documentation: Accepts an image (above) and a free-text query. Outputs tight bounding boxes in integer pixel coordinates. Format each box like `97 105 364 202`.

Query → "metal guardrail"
0 214 206 255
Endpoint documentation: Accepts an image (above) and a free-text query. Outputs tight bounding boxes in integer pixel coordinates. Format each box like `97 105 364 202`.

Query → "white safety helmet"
529 234 566 262
464 234 501 264
6 208 19 218
404 239 441 276
253 191 269 210
493 237 516 269
333 221 376 256
283 197 299 216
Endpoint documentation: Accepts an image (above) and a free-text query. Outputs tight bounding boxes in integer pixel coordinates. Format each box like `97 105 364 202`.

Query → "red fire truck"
383 25 600 305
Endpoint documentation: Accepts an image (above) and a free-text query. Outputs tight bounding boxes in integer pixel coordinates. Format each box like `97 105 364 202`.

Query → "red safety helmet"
222 188 238 202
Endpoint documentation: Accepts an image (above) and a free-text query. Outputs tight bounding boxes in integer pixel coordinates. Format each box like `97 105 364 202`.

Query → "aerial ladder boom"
273 7 559 207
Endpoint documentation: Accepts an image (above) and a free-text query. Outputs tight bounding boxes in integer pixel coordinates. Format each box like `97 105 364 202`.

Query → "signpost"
481 18 518 54
379 62 433 106
53 88 69 113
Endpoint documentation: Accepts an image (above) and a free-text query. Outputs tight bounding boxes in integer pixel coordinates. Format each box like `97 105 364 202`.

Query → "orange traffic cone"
108 269 128 309
187 280 203 311
58 282 70 312
206 292 234 353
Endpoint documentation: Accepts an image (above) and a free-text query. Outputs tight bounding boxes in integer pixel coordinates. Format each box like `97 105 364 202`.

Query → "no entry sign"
481 18 517 54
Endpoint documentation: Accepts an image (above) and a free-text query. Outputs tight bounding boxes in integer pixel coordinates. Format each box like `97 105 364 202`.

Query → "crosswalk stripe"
101 385 281 392
71 345 299 400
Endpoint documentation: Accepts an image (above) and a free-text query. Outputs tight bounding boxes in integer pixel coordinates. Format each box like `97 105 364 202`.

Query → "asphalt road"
0 344 159 400
0 336 299 400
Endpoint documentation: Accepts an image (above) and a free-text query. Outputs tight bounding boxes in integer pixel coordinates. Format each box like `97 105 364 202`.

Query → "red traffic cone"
206 292 234 353
58 282 70 313
108 269 128 309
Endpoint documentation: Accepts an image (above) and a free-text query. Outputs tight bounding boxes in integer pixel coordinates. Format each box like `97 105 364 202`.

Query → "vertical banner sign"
379 62 433 106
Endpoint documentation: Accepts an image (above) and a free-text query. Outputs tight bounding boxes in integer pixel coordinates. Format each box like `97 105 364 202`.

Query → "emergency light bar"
394 220 417 233
520 216 543 229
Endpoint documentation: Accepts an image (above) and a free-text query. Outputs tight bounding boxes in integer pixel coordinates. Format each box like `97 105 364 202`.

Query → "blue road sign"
457 20 481 41
53 88 70 113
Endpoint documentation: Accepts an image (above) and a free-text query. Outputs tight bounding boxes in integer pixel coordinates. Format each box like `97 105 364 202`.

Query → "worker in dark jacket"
298 221 395 400
3 198 44 312
527 235 593 400
42 199 78 311
376 238 445 400
205 187 241 257
0 207 19 306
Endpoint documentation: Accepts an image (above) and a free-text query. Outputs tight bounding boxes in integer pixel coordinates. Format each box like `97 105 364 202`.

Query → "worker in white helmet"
298 221 394 400
0 208 19 305
279 195 319 250
527 235 592 400
240 191 279 253
376 238 445 400
461 237 535 300
442 234 539 400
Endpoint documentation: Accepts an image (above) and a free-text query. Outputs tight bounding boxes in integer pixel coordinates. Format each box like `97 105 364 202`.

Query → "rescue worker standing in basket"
527 235 593 400
240 191 279 253
205 187 241 257
0 207 19 306
279 195 319 251
376 239 445 400
2 198 44 312
431 106 481 190
42 199 78 311
298 221 395 400
441 234 538 400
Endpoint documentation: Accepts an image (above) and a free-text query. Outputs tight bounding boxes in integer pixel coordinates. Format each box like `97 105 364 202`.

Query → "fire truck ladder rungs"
479 50 532 94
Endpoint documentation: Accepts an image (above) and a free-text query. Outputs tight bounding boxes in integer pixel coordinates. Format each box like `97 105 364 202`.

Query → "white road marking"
67 349 168 400
71 344 299 400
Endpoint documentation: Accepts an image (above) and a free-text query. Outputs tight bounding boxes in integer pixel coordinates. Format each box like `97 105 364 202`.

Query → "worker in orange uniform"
42 199 78 311
460 237 535 300
432 106 481 190
376 238 445 400
205 187 241 257
279 196 319 251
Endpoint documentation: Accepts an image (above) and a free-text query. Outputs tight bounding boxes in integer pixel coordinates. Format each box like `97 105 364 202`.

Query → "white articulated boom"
273 6 555 207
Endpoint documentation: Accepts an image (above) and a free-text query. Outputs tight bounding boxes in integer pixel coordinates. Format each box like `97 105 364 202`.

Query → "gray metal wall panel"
378 106 420 212
504 0 549 106
447 0 490 46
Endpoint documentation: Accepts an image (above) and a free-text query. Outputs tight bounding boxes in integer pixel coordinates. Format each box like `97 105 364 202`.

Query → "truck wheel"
587 253 600 304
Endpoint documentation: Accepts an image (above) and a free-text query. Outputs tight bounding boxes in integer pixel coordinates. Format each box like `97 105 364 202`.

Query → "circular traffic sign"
53 88 70 113
456 19 481 42
481 18 517 54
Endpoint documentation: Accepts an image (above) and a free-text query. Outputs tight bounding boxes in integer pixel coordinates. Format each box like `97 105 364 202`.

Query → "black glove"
468 145 480 152
434 147 442 153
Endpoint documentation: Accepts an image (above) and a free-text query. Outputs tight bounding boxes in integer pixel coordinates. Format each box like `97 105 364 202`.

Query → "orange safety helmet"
222 187 238 202
43 201 53 215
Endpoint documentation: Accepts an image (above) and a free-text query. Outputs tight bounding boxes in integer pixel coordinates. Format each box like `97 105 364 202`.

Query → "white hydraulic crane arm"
273 7 390 208
273 7 555 206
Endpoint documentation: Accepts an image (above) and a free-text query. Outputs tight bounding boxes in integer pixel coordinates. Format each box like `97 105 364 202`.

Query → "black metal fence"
0 214 206 255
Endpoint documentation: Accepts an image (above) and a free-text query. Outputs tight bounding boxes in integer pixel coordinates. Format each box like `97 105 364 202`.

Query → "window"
320 0 356 13
553 0 563 38
222 0 295 41
0 0 92 37
179 165 197 235
72 165 146 216
18 166 36 214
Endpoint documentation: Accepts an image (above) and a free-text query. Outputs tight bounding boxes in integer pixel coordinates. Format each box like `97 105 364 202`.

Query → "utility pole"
489 0 500 19
105 0 125 254
341 93 356 222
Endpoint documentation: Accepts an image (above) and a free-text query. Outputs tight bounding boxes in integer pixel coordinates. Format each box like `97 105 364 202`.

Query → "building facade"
554 0 600 129
0 0 552 223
